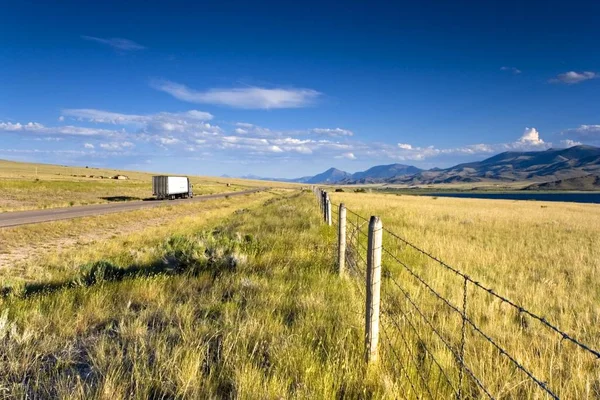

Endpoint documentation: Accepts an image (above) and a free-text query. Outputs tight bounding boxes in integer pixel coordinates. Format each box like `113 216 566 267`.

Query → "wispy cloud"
383 128 552 161
560 139 582 147
335 152 356 160
0 121 121 136
100 141 135 151
62 108 213 124
151 80 321 109
81 36 146 51
549 71 597 84
560 124 600 145
311 128 354 137
500 66 521 75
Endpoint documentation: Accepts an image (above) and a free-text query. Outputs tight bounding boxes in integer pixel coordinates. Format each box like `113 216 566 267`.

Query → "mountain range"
244 145 600 186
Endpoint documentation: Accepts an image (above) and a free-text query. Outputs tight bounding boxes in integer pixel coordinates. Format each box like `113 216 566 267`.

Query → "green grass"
0 193 392 399
2 189 598 398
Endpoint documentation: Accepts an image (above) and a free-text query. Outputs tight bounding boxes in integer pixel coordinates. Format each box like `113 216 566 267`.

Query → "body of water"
419 192 600 204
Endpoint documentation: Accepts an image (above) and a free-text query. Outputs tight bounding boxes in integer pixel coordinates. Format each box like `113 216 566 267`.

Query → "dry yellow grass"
0 191 277 284
0 192 383 399
1 187 598 398
330 191 600 398
0 159 299 212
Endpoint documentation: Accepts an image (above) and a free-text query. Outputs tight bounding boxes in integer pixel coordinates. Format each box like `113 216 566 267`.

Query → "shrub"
354 188 367 193
76 261 122 286
335 188 344 192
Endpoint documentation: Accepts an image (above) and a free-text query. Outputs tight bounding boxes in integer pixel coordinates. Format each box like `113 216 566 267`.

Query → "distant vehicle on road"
152 176 193 200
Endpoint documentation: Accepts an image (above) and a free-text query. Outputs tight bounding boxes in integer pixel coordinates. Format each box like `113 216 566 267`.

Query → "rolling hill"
524 174 600 191
388 145 600 184
240 145 600 185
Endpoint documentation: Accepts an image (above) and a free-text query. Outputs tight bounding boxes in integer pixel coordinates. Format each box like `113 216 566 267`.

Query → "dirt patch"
1 217 174 272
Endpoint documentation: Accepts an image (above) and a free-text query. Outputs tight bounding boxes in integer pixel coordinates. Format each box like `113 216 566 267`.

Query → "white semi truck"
152 176 193 200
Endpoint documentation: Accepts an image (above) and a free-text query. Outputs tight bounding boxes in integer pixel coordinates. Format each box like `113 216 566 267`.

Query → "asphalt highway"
0 188 264 228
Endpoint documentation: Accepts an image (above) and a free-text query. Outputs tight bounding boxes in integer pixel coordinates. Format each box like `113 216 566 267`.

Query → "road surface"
0 188 264 228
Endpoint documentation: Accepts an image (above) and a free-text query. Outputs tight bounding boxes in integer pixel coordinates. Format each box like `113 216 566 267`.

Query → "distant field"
330 191 600 397
0 159 298 212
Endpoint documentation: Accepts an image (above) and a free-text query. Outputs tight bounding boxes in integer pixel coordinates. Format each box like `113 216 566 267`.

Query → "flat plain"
0 159 293 212
0 162 598 398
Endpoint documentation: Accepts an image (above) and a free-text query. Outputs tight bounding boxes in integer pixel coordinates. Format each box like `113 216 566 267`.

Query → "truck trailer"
152 176 193 200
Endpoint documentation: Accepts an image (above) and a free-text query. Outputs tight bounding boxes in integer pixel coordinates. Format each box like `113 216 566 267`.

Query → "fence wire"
312 188 599 399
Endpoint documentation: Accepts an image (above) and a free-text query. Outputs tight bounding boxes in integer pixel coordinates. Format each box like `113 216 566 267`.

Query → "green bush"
76 261 122 286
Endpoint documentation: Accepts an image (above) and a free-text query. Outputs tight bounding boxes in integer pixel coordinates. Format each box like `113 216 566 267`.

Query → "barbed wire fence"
312 187 600 399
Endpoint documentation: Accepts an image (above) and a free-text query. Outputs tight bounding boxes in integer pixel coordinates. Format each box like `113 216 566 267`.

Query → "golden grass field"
0 168 598 399
0 159 298 212
330 191 600 398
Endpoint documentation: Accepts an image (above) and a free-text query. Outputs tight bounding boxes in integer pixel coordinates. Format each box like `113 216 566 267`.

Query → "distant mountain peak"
241 145 600 185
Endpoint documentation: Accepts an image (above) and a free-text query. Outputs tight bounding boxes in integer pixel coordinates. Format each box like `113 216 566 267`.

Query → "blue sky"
1 0 599 178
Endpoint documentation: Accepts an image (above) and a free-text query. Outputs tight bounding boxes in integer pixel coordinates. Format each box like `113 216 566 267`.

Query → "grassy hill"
0 159 298 212
524 174 600 191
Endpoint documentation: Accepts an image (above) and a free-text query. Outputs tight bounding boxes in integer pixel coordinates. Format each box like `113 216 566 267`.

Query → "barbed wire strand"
380 307 446 399
346 207 370 223
380 308 436 399
332 200 600 360
383 267 495 399
379 323 421 399
382 226 600 359
380 298 457 396
382 247 558 399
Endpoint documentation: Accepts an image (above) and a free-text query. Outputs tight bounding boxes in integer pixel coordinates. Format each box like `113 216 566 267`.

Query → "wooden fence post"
322 191 328 222
326 196 332 226
365 216 383 363
338 203 346 275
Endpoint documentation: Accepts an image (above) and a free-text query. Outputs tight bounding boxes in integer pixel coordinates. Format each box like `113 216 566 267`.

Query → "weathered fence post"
365 216 383 363
326 196 332 226
338 203 346 275
322 191 328 222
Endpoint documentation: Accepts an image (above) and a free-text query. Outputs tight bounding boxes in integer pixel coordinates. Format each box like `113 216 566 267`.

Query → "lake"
419 192 600 204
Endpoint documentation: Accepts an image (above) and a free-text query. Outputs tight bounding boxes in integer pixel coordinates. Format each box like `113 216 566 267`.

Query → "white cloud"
561 124 600 140
311 128 354 137
151 80 321 109
159 137 181 145
517 127 545 146
62 108 213 124
335 152 356 160
560 139 582 147
560 124 600 145
0 122 44 131
383 127 552 161
81 36 146 51
550 71 597 84
500 66 522 74
0 121 120 136
58 116 65 122
100 141 135 151
84 143 95 149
